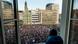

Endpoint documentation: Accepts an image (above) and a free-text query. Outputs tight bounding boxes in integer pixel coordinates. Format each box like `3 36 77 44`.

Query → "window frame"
0 0 75 44
60 0 74 44
0 0 20 44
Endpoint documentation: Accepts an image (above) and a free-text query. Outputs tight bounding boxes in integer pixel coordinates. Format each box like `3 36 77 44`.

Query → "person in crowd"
46 29 63 44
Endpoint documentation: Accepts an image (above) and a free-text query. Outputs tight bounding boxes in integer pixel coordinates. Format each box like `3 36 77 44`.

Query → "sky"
18 0 62 13
74 0 78 9
6 0 78 13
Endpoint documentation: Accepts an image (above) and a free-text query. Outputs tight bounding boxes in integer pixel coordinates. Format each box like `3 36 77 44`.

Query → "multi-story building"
23 2 59 25
23 1 31 25
31 9 42 24
39 10 57 25
2 1 14 20
30 3 59 25
46 3 53 10
1 1 14 26
46 3 59 11
39 3 59 25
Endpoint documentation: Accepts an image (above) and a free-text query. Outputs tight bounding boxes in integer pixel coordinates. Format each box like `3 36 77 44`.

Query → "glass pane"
4 22 17 44
0 19 3 44
69 20 78 44
2 0 14 20
71 0 78 19
2 0 17 44
69 0 78 44
0 0 3 44
18 0 62 44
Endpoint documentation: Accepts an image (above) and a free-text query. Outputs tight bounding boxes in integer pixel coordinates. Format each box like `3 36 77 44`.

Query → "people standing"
46 29 63 44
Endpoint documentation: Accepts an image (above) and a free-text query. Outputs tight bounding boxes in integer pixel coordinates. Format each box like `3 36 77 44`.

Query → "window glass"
4 22 17 44
2 0 17 44
69 20 78 44
2 0 14 20
71 0 78 19
18 0 62 44
69 0 78 44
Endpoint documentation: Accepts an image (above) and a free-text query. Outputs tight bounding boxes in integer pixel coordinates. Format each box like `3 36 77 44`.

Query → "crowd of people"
20 25 50 44
4 24 57 44
4 25 17 44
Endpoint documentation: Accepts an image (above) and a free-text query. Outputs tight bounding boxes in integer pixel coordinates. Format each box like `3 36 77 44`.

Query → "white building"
31 9 42 24
18 11 23 20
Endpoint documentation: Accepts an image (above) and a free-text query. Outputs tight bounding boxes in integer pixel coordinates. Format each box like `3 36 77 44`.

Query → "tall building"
46 3 53 10
1 1 15 26
23 1 31 25
41 3 59 25
46 3 59 11
31 9 42 24
2 1 14 20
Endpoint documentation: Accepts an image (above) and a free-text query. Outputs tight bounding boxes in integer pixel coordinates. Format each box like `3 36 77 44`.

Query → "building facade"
40 3 59 25
23 3 59 25
31 9 42 24
2 1 14 20
23 1 31 25
18 11 24 20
